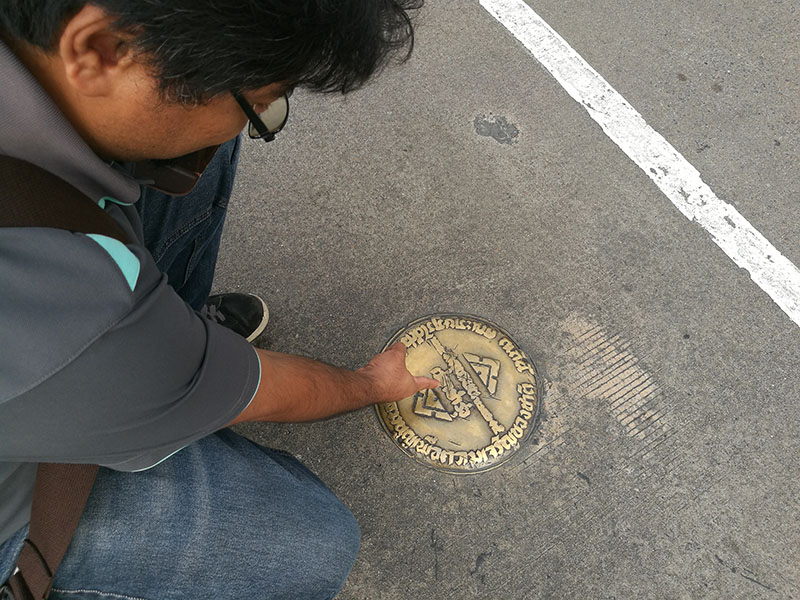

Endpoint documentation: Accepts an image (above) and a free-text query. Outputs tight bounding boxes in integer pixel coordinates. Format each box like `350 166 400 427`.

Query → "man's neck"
3 35 111 160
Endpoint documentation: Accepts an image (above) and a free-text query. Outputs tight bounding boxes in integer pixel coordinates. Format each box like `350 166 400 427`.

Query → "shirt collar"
0 40 141 205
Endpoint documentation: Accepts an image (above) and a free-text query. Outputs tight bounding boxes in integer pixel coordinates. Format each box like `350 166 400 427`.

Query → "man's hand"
356 342 440 404
228 343 439 426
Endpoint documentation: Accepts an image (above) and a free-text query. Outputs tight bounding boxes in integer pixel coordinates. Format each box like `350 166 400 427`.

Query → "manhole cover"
376 314 541 474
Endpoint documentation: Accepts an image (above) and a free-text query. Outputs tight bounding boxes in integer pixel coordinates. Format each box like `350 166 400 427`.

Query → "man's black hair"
0 0 421 103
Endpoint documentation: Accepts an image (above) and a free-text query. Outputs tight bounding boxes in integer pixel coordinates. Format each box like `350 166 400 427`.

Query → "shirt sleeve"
0 228 261 471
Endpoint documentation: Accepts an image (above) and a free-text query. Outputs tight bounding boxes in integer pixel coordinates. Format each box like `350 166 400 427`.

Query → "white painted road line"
479 0 800 328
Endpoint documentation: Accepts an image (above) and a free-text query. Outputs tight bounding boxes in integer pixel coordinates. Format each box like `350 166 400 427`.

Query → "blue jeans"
135 136 240 311
0 138 360 599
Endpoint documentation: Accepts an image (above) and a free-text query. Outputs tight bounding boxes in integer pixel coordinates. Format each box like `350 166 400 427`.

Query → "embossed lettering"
381 316 540 473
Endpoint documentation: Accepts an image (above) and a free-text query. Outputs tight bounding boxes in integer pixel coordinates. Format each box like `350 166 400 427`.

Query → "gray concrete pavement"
215 1 800 598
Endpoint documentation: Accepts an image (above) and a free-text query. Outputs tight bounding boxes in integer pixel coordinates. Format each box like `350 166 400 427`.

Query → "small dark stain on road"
470 552 491 585
677 73 688 82
724 216 737 228
474 114 519 145
712 82 724 93
472 554 489 572
577 471 591 484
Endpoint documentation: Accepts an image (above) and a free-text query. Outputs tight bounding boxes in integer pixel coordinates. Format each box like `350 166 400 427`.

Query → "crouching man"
0 1 436 598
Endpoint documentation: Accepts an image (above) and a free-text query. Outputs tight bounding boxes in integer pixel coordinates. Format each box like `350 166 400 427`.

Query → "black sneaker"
203 293 269 342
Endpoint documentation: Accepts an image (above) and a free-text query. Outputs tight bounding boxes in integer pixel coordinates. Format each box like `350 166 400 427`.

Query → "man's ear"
58 4 136 97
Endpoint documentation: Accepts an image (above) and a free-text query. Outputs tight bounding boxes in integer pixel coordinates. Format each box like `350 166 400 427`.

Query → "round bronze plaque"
376 314 541 474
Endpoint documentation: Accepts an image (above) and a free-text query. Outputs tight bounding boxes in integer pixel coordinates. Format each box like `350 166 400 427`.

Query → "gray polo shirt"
0 42 261 544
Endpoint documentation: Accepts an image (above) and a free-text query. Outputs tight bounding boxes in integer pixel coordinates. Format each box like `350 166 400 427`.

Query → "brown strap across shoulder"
1 155 131 599
0 156 131 243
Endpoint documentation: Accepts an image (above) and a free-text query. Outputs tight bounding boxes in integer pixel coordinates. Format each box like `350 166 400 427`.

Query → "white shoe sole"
246 295 270 343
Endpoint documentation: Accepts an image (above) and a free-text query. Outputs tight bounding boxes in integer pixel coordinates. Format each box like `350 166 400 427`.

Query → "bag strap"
0 156 130 243
8 465 99 600
1 155 131 599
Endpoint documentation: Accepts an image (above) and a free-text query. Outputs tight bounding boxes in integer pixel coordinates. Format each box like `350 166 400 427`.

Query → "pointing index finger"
414 376 440 390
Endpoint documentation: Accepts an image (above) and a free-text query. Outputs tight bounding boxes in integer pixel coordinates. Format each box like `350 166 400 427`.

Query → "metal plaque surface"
376 314 541 474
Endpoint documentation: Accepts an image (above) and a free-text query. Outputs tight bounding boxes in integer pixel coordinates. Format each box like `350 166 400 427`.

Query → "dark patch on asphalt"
474 114 519 145
470 552 491 585
577 471 591 484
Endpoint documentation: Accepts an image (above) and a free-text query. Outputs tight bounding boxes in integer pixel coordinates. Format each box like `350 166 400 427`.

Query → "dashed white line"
479 0 800 328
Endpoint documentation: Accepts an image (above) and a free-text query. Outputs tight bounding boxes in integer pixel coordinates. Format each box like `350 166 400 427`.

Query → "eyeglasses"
232 89 291 142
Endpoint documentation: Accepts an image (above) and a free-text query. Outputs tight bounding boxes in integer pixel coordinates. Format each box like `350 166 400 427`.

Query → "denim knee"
282 496 361 599
41 432 362 600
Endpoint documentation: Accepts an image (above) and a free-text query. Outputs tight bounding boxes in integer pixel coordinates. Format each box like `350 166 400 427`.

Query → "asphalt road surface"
215 1 800 598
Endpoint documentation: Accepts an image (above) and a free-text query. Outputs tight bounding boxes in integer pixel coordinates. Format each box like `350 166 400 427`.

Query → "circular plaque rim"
374 313 542 475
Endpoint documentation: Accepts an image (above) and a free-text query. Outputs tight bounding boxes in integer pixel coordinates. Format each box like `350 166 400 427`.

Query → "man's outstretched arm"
228 343 439 425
